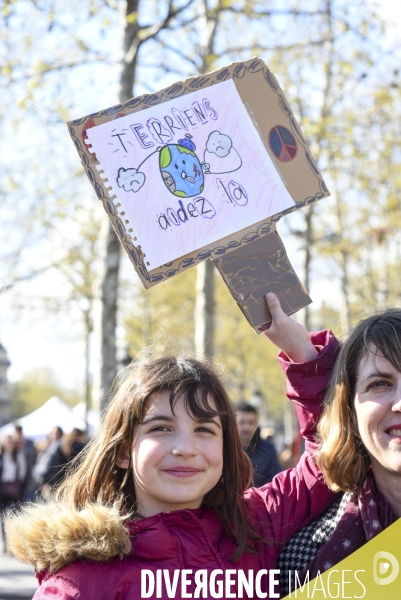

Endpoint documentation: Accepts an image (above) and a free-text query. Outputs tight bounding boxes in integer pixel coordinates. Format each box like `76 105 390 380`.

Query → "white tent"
0 396 86 442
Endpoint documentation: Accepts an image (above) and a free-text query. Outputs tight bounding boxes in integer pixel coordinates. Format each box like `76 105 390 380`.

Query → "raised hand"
263 293 318 363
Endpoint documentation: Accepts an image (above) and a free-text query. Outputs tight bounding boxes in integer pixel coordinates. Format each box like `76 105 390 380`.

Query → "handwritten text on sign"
86 79 294 269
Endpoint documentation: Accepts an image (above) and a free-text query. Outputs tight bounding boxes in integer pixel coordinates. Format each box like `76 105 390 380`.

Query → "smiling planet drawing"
159 134 204 197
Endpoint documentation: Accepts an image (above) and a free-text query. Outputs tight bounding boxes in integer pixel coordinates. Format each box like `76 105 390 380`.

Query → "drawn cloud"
206 131 232 158
117 167 146 193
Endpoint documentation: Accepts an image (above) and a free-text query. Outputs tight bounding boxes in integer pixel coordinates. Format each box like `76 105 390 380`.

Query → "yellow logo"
373 551 399 586
281 518 401 598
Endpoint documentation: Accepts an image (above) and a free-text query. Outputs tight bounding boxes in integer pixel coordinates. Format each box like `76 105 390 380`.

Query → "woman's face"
354 344 401 480
126 390 223 517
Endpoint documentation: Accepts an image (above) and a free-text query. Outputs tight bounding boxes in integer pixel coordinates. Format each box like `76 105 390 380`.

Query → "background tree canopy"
1 0 400 430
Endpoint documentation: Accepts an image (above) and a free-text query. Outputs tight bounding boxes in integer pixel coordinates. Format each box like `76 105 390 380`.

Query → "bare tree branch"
6 57 114 86
156 40 200 69
224 7 327 18
223 39 327 54
136 0 196 44
0 264 58 294
101 0 119 9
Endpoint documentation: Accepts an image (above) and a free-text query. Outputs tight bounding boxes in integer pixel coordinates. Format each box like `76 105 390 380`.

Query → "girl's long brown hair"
317 308 401 491
57 356 262 560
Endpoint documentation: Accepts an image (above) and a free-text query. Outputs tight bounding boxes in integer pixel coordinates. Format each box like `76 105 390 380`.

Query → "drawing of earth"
159 135 204 197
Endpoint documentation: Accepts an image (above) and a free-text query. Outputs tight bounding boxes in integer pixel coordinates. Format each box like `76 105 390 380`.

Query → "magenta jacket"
19 332 340 599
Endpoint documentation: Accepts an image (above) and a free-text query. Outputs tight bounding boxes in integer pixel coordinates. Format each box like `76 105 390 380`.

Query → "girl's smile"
161 467 202 477
116 389 223 517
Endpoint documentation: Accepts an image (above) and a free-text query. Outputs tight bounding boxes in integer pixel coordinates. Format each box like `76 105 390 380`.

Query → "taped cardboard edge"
213 231 312 333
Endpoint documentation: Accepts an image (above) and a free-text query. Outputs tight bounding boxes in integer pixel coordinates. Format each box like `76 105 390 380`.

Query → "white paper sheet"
86 79 294 269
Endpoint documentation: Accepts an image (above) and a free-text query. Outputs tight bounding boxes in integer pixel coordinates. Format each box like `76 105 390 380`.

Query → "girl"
5 295 339 599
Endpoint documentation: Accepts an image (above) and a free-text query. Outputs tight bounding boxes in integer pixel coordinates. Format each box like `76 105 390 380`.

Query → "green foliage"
10 367 82 419
124 266 286 420
214 273 286 418
124 268 197 355
2 0 401 424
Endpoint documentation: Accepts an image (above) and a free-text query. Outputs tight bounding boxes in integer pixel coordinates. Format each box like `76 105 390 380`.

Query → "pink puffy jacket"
19 331 340 599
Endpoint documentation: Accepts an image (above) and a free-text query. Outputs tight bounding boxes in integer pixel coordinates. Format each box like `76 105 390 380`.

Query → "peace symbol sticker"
268 125 298 163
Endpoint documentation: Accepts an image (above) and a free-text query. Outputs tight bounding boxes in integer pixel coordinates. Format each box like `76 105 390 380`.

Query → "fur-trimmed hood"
4 502 131 573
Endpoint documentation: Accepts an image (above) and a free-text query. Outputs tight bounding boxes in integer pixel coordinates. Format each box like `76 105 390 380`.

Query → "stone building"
0 342 11 426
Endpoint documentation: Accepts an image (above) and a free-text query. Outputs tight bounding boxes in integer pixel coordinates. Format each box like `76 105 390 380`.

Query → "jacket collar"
126 507 223 561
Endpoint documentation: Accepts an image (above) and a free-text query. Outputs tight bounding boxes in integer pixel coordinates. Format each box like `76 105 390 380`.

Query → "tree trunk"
92 0 140 416
296 0 336 332
194 0 219 360
334 192 351 335
195 259 215 359
83 309 92 437
92 216 121 414
299 205 314 330
339 248 351 335
377 239 389 308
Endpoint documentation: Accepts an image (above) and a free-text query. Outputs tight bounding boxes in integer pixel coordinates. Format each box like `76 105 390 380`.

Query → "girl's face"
354 344 401 481
122 390 223 518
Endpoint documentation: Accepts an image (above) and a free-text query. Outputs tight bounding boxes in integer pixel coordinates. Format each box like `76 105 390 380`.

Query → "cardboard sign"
214 230 311 332
67 57 329 289
67 57 329 332
85 79 294 269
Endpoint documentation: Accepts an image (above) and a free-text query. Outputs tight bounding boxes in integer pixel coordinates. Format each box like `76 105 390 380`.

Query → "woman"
33 426 64 493
42 428 85 493
275 307 401 596
4 295 339 599
0 435 24 552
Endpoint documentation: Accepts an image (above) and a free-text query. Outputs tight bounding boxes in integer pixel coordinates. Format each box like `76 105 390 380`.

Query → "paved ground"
0 552 37 600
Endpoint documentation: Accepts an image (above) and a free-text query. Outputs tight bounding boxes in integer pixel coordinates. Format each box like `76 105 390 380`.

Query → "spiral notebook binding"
106 169 137 240
85 139 139 244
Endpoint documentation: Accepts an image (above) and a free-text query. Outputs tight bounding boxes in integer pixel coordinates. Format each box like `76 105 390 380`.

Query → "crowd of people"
0 408 282 556
3 292 401 598
0 425 85 552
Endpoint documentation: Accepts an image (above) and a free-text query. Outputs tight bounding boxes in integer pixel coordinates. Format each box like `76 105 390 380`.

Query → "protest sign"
67 57 329 331
84 78 294 270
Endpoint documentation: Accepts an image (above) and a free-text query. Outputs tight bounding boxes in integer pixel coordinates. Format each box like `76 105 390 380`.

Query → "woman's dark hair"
57 356 261 560
318 308 401 491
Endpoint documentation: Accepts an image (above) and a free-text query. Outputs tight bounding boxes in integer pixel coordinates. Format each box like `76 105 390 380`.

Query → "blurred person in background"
279 444 295 470
33 426 64 495
0 435 25 552
236 402 282 487
42 428 85 494
13 424 37 502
